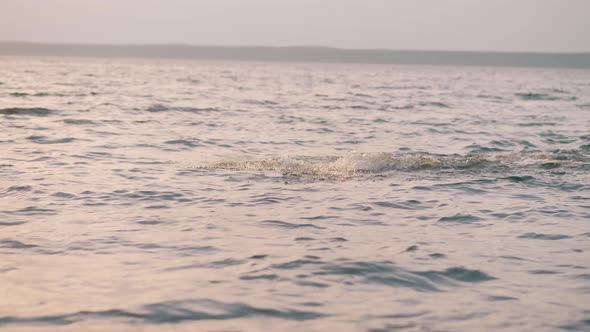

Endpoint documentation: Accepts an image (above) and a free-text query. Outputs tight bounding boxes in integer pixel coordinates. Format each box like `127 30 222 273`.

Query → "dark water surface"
1 57 589 331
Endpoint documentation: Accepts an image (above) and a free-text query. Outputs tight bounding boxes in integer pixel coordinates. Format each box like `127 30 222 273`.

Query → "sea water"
1 57 589 331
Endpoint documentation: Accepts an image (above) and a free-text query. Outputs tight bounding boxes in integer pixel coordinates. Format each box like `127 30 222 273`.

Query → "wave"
515 92 576 101
26 135 77 144
145 104 220 113
0 107 54 116
9 92 51 97
0 299 326 327
195 150 589 180
62 119 97 125
263 259 495 292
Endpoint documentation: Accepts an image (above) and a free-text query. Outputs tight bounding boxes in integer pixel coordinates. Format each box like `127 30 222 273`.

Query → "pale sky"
1 0 589 52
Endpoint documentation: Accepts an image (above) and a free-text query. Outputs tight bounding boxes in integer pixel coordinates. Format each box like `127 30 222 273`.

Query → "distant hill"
1 42 589 69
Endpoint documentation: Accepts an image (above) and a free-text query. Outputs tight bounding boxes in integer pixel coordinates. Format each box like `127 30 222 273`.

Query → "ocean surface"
1 56 589 332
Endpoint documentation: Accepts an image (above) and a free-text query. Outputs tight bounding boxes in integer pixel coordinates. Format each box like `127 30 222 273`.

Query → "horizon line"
2 41 590 69
2 41 589 55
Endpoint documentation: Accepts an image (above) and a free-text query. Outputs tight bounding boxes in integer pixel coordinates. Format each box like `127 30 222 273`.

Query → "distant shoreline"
1 42 589 69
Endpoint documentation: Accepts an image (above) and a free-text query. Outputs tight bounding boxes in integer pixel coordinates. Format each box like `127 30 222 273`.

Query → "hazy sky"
1 0 589 52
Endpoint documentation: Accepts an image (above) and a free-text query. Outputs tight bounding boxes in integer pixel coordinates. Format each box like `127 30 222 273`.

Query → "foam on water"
197 149 589 180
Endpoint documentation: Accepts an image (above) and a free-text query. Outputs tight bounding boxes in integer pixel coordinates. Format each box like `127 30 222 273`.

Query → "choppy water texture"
1 57 590 332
